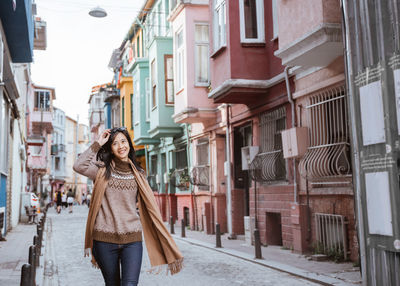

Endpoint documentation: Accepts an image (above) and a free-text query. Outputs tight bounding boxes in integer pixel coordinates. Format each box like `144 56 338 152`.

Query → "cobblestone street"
42 205 320 286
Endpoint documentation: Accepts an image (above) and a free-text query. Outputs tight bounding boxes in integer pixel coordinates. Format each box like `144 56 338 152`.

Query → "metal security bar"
250 107 286 182
190 166 210 187
299 85 351 180
315 213 348 260
170 168 190 190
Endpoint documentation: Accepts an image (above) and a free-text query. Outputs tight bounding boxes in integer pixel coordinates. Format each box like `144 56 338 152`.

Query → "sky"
31 0 146 125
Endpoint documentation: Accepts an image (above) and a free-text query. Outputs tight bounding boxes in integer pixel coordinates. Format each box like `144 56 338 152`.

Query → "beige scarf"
84 162 184 275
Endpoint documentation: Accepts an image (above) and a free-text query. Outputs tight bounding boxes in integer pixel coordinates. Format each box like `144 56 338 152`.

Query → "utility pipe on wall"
224 104 233 237
284 66 298 203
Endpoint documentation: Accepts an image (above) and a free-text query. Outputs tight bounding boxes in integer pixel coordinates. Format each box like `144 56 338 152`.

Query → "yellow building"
117 37 146 170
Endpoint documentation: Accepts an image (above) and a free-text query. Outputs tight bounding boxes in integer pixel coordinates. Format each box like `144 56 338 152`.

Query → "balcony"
170 168 190 190
274 0 342 70
31 108 53 134
0 0 34 63
34 17 47 50
190 166 210 189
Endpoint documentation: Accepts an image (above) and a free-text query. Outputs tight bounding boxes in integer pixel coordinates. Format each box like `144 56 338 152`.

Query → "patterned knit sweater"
74 142 142 244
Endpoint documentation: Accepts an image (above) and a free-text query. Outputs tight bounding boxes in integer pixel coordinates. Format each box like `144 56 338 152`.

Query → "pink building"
27 85 55 197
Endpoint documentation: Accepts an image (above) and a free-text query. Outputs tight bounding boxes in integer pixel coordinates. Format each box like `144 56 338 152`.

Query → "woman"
73 127 183 286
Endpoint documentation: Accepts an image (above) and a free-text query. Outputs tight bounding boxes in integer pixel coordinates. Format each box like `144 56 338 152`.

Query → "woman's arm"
73 142 102 181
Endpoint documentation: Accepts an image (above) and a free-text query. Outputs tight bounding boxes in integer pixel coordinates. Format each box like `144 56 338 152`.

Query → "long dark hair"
96 127 142 180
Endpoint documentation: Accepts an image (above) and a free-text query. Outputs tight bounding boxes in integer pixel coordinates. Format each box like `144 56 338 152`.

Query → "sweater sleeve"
73 142 102 181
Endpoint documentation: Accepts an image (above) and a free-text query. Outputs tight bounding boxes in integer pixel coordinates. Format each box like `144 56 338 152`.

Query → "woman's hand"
97 129 111 146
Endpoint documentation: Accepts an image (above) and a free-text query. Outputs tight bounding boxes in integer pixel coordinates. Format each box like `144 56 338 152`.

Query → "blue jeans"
92 240 143 286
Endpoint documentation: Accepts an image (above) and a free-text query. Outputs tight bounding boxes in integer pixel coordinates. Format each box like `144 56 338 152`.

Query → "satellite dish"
89 6 107 18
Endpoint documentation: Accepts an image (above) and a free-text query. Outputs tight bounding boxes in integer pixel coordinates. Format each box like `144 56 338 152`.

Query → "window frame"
121 96 125 126
272 0 279 39
130 93 134 129
194 23 210 86
238 0 265 43
213 0 227 51
145 77 151 121
0 94 10 174
175 28 184 92
164 54 174 105
134 81 140 125
151 59 157 110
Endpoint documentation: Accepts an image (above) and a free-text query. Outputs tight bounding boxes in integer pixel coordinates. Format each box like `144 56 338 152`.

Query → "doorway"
233 124 252 216
266 212 283 245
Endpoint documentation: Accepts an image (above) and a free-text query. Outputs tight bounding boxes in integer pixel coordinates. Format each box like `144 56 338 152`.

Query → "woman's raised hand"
97 129 111 146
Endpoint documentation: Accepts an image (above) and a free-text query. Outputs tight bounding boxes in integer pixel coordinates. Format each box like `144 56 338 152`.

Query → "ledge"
274 23 342 69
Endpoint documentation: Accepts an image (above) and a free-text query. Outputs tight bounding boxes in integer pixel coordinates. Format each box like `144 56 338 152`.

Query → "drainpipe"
284 66 297 203
224 104 233 237
185 123 198 230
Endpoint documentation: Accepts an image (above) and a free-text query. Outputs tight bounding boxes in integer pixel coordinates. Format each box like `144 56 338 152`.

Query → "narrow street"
43 205 319 286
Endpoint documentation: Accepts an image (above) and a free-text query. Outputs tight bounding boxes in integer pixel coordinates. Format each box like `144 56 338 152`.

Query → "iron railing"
170 168 190 190
147 175 158 192
314 213 349 260
299 85 351 180
190 166 210 187
249 151 286 182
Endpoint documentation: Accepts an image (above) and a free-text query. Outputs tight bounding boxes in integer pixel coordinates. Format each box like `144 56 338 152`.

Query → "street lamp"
88 6 107 18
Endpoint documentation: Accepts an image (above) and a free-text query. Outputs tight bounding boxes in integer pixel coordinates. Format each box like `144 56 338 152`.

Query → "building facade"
50 107 67 198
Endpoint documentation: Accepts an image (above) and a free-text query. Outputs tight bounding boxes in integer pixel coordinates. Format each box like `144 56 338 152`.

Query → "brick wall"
250 184 294 247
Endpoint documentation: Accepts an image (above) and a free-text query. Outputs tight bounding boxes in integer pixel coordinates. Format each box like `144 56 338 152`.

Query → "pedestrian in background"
82 193 87 205
56 190 62 214
61 191 67 209
67 188 74 213
73 127 183 286
86 193 91 208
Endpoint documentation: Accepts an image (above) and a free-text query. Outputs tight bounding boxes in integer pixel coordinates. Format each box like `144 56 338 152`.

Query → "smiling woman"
72 127 183 285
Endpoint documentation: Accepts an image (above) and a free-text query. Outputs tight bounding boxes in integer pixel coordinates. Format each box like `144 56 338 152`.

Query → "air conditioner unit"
241 146 259 170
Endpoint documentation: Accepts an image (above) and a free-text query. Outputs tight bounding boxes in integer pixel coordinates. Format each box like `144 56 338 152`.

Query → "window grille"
148 155 158 191
299 85 351 180
170 147 189 190
251 107 286 182
191 139 210 188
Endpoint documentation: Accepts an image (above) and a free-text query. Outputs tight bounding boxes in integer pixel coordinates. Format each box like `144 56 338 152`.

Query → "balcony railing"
170 168 190 190
190 166 210 187
147 174 158 192
249 151 286 182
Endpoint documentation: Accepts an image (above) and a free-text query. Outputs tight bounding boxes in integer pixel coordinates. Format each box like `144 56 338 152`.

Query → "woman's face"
111 132 130 162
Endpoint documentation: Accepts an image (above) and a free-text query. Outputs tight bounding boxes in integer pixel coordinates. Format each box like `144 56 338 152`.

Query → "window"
135 81 140 124
145 77 150 121
257 107 286 181
34 90 51 111
272 0 278 39
239 0 265 43
194 139 210 189
130 93 134 129
164 55 174 104
31 146 42 156
121 97 125 126
136 36 140 57
299 86 351 180
196 139 209 166
195 24 210 85
0 95 10 173
55 157 60 170
151 60 157 108
176 29 184 91
213 0 226 51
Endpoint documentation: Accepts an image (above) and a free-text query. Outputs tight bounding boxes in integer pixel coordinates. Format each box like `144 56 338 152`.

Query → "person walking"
73 127 183 286
61 191 67 209
56 190 62 214
67 188 74 213
86 193 92 208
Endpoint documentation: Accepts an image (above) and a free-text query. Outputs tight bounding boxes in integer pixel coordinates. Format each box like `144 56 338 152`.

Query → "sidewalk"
171 225 362 286
0 222 39 285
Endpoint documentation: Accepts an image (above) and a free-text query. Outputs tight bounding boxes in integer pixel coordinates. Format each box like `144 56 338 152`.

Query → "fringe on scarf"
146 257 184 276
84 247 100 269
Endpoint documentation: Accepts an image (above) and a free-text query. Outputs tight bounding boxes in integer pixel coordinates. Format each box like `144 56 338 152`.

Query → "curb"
173 235 353 286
